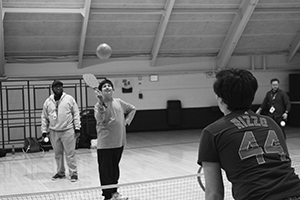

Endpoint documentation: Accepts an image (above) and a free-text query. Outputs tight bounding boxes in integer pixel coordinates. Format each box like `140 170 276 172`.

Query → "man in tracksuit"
41 80 81 182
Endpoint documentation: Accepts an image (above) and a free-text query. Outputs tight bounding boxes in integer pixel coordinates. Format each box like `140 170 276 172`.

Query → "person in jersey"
256 78 290 139
94 79 136 200
197 68 300 200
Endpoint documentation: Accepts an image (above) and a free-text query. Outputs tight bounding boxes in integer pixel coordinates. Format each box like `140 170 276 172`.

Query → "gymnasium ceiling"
1 0 300 71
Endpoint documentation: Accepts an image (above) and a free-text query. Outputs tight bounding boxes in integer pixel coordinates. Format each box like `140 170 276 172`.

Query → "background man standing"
256 78 291 138
41 80 81 182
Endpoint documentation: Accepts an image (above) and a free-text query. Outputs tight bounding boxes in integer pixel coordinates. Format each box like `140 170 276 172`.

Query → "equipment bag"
23 137 42 153
0 149 6 157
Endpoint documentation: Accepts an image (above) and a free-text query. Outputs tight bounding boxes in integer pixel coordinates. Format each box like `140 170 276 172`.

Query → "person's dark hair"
270 78 279 84
98 79 114 91
213 68 258 111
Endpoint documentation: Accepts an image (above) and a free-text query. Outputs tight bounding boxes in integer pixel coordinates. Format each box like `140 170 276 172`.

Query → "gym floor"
0 126 299 198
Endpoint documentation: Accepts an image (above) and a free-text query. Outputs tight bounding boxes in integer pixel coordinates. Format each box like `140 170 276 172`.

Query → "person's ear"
216 95 222 103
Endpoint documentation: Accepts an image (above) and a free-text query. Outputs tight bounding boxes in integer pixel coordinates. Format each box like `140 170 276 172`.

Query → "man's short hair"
213 68 258 111
270 78 280 84
98 79 114 90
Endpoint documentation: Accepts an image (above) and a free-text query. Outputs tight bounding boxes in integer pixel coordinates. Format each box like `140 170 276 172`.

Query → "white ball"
96 43 112 60
280 121 286 127
44 137 49 143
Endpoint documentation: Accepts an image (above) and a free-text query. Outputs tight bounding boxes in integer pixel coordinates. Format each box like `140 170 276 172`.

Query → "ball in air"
96 43 112 60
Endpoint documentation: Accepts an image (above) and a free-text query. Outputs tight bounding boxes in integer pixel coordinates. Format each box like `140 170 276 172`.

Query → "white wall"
4 54 300 110
100 70 292 110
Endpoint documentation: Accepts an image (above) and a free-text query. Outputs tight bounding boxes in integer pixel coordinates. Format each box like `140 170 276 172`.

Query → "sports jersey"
198 110 300 200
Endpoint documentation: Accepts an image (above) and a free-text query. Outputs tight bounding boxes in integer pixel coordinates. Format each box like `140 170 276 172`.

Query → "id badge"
52 113 57 120
269 106 275 113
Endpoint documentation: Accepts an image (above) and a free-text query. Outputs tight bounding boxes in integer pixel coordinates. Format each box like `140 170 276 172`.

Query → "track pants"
50 129 77 176
97 146 124 199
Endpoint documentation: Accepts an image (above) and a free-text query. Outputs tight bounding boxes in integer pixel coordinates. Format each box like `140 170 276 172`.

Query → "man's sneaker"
110 192 128 200
51 173 66 181
70 174 78 182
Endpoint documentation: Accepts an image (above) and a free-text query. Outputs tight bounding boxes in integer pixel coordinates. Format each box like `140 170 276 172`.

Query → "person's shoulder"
63 92 71 97
63 93 75 100
44 94 54 102
114 98 126 103
278 89 288 94
111 98 122 105
203 116 227 135
114 98 134 108
203 110 249 134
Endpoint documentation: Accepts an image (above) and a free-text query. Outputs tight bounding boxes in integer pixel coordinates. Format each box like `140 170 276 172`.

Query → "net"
0 174 202 200
1 156 300 200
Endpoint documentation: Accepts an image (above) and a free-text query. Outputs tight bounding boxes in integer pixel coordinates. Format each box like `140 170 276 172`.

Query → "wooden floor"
0 127 300 198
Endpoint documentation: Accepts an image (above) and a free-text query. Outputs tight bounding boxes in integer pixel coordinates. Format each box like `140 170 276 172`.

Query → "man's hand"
42 132 49 138
91 139 97 149
282 112 288 120
75 129 81 138
94 90 107 108
94 90 104 101
125 119 130 126
42 132 50 143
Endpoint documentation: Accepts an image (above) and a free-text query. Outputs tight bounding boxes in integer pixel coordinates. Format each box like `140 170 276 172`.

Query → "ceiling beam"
287 30 300 63
92 8 164 15
3 8 84 15
150 0 175 67
2 4 299 16
77 0 92 69
91 7 300 15
216 0 259 69
0 1 5 76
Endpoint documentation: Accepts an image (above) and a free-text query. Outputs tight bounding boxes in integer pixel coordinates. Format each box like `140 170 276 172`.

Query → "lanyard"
271 92 277 100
